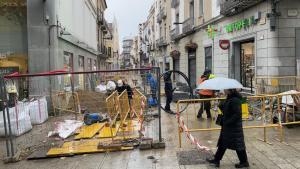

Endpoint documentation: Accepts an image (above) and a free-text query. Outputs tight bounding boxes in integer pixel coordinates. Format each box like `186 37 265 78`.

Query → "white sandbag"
95 84 107 93
0 102 32 136
29 97 49 125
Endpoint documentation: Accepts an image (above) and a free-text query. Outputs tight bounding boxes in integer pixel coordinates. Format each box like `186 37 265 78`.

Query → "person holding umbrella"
197 78 249 168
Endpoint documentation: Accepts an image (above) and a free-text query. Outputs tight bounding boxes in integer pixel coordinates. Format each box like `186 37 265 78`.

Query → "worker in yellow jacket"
197 70 215 119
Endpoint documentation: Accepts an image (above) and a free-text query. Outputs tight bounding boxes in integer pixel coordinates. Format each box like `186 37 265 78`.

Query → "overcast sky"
105 0 154 46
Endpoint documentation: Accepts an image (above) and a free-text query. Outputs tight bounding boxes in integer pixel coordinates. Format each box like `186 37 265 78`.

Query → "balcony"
171 0 180 8
182 17 194 34
170 26 180 41
156 37 167 48
220 0 265 16
157 7 166 23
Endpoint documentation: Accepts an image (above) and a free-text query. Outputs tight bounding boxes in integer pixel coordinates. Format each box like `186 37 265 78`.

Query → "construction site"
0 68 299 169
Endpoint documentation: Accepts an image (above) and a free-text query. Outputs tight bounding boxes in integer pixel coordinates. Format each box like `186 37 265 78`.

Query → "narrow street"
1 102 300 169
1 0 300 168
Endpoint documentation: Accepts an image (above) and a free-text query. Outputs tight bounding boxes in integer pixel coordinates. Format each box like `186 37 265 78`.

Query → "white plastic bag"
29 97 49 125
0 102 32 136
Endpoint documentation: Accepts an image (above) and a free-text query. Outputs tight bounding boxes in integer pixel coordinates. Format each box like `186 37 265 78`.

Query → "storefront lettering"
225 16 255 33
0 51 13 59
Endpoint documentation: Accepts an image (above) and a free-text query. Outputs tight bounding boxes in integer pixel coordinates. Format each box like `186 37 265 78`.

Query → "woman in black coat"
207 89 249 168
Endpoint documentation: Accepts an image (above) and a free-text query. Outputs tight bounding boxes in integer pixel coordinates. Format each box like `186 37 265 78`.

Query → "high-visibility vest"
197 74 216 96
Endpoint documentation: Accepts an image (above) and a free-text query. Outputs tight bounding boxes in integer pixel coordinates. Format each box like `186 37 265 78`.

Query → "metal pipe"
4 68 153 79
187 124 280 132
0 77 10 157
156 67 162 142
2 79 14 157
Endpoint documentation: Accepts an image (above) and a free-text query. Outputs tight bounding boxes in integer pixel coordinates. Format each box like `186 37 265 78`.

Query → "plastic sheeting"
48 120 83 139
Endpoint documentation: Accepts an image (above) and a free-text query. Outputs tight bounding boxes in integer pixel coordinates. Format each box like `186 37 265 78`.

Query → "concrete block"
268 66 296 76
256 57 268 67
257 39 268 49
268 47 295 57
151 140 166 149
139 140 152 150
257 48 268 58
278 38 295 48
267 57 296 67
257 66 268 76
278 28 295 38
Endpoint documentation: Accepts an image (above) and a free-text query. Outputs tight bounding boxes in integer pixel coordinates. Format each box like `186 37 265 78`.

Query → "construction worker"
116 79 133 100
197 69 215 119
164 67 175 114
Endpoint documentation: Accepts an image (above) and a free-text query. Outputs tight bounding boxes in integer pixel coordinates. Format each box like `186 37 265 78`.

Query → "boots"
235 162 250 168
206 159 220 168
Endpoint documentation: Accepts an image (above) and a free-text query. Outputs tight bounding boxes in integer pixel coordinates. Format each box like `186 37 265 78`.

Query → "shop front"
203 0 299 94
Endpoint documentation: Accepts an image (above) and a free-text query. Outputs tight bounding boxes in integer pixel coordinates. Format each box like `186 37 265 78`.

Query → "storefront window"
205 46 212 70
63 51 73 87
78 56 84 89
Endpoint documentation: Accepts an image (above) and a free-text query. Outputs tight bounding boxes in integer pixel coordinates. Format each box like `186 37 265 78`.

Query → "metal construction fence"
256 76 300 94
176 92 300 151
0 67 162 161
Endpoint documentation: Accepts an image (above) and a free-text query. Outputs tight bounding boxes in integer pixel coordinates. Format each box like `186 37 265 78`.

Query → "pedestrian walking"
163 68 175 114
197 69 215 119
207 89 249 168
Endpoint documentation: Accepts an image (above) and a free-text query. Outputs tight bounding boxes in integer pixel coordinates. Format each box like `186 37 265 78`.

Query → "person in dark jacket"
116 79 133 100
164 68 175 114
207 89 249 168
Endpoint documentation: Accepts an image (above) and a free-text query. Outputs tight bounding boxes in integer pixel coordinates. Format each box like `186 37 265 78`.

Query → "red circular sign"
219 40 230 50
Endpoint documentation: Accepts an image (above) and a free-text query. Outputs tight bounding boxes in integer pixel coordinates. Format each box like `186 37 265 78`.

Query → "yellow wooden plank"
75 123 106 140
47 145 133 156
98 123 120 138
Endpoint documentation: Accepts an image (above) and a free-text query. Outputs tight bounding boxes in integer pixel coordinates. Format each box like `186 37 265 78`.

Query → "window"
63 51 73 71
87 58 92 71
78 56 84 89
78 56 84 71
205 47 212 70
63 51 73 87
93 60 97 71
108 47 112 57
199 0 204 16
190 0 194 19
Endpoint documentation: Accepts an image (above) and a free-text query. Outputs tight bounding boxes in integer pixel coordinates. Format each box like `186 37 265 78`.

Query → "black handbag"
216 101 225 126
216 114 223 126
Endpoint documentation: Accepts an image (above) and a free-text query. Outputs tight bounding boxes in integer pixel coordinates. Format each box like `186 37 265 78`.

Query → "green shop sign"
225 16 256 33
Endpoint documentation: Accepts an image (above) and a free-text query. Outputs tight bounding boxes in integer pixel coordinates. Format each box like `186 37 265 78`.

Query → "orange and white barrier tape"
176 112 210 152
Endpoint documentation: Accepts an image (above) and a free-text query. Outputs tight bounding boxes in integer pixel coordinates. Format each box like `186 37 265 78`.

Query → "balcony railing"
170 26 180 41
156 37 167 47
171 0 180 8
182 17 194 34
220 0 264 16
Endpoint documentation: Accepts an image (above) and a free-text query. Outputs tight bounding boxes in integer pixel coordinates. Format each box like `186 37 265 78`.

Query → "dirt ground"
1 100 300 169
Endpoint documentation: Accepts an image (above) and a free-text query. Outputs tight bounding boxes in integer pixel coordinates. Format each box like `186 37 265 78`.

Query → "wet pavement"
0 101 300 169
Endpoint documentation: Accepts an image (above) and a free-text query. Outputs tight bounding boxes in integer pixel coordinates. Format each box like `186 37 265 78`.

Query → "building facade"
105 18 120 70
0 0 111 96
121 37 134 69
204 0 300 93
141 0 299 94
